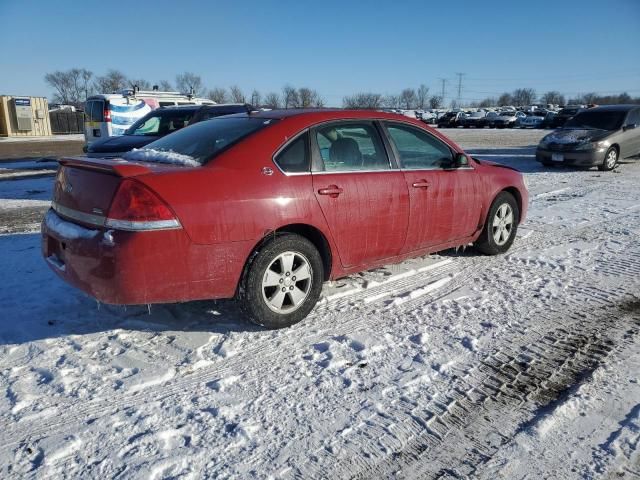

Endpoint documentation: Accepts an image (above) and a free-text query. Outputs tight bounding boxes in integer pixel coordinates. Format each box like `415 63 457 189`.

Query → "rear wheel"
475 192 519 255
238 234 323 329
598 147 618 171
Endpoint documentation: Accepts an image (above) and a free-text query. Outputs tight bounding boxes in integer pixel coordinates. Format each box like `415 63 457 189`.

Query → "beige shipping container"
0 95 52 137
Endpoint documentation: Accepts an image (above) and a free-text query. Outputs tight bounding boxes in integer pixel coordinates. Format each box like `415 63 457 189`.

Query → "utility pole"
438 78 447 102
455 72 465 106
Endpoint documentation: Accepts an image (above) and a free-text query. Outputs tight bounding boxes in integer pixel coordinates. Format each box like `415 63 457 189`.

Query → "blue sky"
1 0 639 105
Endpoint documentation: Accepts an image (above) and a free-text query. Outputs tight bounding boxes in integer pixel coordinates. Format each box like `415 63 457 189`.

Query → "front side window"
626 109 640 126
314 123 390 171
126 110 195 136
274 132 310 173
385 123 453 169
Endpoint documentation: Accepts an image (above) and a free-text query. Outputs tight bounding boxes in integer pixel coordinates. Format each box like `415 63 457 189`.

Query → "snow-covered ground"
0 132 639 479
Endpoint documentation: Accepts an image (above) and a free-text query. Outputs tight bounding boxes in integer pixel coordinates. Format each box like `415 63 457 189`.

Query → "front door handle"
318 185 343 198
412 180 431 189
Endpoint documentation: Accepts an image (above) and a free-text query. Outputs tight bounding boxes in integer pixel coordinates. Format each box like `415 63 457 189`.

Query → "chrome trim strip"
52 201 106 227
52 202 181 231
312 169 395 175
104 218 181 231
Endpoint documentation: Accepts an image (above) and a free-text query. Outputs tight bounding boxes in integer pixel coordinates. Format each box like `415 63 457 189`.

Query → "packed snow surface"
123 148 200 167
0 130 639 478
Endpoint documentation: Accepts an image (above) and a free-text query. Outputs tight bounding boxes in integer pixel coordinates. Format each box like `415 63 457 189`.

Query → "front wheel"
238 234 324 329
598 147 618 171
475 192 519 255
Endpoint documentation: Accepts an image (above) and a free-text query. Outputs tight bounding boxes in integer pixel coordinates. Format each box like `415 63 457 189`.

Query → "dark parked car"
86 104 253 157
536 105 640 170
549 106 581 128
43 109 528 329
437 111 467 128
478 111 500 128
461 111 487 128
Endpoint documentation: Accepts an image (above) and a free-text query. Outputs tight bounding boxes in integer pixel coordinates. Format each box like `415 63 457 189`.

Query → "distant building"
0 95 52 137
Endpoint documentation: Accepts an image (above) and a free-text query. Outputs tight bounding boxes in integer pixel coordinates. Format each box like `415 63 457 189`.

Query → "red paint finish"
42 109 529 306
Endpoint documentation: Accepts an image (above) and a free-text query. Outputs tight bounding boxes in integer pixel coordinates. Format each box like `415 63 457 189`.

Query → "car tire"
598 147 618 171
238 233 324 329
474 192 519 255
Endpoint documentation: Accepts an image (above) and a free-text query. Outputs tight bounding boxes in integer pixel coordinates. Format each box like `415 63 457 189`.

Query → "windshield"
123 116 277 165
126 109 196 136
565 111 626 130
470 112 484 118
559 108 579 116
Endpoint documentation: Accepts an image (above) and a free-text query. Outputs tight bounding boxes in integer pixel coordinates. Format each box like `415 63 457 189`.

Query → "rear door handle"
412 180 431 189
318 185 343 198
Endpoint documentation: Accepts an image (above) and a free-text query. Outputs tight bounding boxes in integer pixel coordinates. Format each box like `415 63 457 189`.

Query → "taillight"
103 107 111 123
106 179 180 231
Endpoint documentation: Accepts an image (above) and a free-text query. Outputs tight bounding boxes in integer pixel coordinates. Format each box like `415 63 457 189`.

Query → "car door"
623 108 640 156
382 121 481 252
311 121 409 268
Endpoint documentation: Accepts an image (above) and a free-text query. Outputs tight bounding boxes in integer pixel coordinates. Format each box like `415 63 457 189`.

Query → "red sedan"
42 109 528 328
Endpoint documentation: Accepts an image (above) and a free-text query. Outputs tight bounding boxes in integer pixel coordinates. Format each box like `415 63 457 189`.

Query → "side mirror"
623 123 637 131
454 153 470 168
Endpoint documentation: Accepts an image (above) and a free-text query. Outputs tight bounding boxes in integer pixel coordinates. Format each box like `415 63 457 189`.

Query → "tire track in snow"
0 201 636 460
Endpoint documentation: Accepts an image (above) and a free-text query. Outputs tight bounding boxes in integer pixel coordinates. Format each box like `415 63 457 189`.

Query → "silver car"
536 105 640 171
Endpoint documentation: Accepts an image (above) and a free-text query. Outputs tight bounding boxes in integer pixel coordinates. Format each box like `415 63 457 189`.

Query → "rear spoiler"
58 156 152 177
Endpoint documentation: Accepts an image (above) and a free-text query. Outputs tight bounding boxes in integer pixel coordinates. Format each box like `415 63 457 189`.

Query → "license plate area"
551 153 564 162
46 236 66 269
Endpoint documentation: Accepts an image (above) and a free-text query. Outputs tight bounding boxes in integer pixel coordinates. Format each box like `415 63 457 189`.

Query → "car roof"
582 104 638 113
223 108 427 123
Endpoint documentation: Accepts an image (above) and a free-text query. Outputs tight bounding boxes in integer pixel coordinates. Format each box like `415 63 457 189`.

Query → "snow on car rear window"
123 117 277 165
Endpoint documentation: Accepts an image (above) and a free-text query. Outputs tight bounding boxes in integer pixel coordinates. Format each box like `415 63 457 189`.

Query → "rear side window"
385 123 453 169
274 132 310 173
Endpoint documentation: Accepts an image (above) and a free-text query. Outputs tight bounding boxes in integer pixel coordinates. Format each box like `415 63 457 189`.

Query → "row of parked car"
433 107 583 129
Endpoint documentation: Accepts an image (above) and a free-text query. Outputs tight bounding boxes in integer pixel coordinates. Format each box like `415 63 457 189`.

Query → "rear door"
84 99 105 144
624 108 640 156
382 122 481 252
311 121 409 268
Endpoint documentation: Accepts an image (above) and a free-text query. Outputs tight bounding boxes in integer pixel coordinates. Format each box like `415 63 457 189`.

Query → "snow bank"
123 148 200 167
44 210 99 240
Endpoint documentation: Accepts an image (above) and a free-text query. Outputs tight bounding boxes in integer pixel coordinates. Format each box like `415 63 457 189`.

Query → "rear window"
124 116 277 165
85 100 104 122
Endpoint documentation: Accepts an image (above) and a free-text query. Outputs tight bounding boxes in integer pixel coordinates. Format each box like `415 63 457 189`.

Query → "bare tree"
298 87 323 108
282 85 300 108
479 97 497 108
158 80 174 91
512 88 536 106
129 79 152 90
497 92 513 107
399 88 418 109
541 91 565 106
429 95 443 109
229 85 246 103
45 68 94 106
581 92 598 104
263 92 281 109
175 72 206 96
94 69 129 93
250 89 262 106
343 93 383 109
208 87 228 103
383 95 400 108
416 84 429 109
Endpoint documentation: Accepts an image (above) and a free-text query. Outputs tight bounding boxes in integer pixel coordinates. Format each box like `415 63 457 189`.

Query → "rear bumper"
536 148 603 166
41 209 251 305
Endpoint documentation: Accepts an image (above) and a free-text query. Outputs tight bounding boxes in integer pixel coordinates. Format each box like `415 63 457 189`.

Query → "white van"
84 89 214 145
